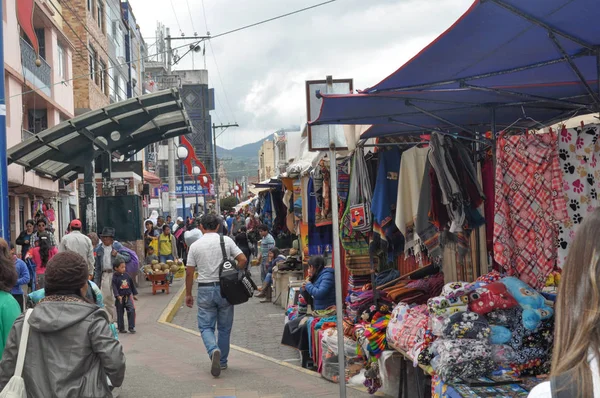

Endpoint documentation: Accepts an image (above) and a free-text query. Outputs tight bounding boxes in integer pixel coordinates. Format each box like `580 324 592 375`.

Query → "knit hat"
45 252 89 293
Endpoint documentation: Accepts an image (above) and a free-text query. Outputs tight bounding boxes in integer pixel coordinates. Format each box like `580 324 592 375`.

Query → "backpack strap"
551 372 579 398
15 309 33 378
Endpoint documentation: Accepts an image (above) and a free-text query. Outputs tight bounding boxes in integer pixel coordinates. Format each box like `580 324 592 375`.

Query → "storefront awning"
143 170 162 185
311 0 600 137
8 89 191 182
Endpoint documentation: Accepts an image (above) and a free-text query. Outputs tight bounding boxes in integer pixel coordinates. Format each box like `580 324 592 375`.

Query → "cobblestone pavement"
118 278 370 398
171 269 302 364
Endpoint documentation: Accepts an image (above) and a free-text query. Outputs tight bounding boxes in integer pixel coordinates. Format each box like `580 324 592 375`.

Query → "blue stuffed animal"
501 276 553 331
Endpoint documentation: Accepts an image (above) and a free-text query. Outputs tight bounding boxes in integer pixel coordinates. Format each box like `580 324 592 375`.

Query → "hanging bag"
218 235 257 305
340 151 373 256
0 309 33 398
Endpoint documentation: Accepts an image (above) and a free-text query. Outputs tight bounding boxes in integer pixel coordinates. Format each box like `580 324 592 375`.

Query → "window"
28 109 48 134
97 1 104 32
108 61 116 100
118 74 127 99
114 75 122 101
57 43 66 79
89 46 97 81
87 0 93 13
99 60 107 94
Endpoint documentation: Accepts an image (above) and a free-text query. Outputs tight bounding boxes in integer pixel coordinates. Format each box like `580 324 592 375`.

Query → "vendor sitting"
301 256 336 310
281 255 336 369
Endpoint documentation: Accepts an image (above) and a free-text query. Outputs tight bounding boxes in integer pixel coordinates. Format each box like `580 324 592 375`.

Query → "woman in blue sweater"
302 256 336 310
8 243 29 312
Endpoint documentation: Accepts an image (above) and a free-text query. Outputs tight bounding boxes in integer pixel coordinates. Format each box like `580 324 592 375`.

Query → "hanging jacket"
305 267 336 310
0 298 126 397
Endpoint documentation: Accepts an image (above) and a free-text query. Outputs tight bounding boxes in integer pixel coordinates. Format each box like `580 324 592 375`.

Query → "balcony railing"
20 38 51 97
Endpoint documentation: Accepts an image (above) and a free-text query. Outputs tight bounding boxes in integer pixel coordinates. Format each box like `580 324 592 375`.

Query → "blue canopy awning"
311 0 600 138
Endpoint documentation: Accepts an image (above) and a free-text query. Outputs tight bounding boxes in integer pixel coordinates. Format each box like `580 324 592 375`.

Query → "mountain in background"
216 127 300 182
215 134 274 182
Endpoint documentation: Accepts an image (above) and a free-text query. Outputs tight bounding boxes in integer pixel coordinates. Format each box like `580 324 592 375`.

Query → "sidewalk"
172 271 301 363
118 278 370 398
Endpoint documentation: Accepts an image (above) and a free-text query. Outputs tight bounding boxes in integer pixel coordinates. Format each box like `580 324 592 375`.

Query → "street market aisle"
172 270 301 363
119 278 369 398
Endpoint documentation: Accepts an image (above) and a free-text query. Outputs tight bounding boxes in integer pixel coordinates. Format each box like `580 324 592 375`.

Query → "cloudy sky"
130 0 474 149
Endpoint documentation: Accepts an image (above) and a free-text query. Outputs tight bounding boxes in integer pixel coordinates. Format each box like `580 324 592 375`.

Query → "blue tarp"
311 0 600 138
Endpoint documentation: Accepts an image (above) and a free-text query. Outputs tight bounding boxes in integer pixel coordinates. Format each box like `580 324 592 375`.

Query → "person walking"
0 240 21 357
30 218 57 247
26 231 58 289
158 224 177 263
234 227 252 263
0 240 30 312
58 219 95 277
15 219 35 258
94 227 131 323
185 214 247 377
0 252 126 397
257 224 275 282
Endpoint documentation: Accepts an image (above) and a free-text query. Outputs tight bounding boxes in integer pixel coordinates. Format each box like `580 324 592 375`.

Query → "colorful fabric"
493 131 568 289
432 339 495 381
394 304 429 353
557 123 600 267
442 311 491 340
427 294 469 317
468 282 518 315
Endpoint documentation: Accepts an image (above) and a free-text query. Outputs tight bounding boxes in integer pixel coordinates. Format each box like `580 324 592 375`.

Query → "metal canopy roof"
310 0 600 139
8 89 191 182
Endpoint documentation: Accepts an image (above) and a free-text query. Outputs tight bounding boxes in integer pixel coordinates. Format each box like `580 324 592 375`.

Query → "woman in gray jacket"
0 251 126 397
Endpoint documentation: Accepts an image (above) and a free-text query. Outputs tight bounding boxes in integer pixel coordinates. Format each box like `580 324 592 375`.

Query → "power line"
185 0 197 35
208 40 237 123
210 0 337 40
6 0 338 102
201 0 209 34
169 0 183 35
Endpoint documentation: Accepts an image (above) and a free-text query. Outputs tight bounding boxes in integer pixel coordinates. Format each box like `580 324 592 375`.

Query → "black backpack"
218 235 257 305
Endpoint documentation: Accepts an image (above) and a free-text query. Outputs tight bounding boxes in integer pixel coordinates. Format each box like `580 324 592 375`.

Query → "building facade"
258 139 276 181
60 0 130 114
5 0 76 240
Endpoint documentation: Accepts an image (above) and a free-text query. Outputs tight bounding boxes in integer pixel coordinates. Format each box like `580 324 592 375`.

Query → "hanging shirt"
395 146 430 254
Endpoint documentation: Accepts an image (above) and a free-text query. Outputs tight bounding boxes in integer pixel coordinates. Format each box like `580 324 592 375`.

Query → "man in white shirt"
59 219 95 276
185 214 247 378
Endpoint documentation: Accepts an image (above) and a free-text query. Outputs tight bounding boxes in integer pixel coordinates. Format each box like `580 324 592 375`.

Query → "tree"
220 196 238 211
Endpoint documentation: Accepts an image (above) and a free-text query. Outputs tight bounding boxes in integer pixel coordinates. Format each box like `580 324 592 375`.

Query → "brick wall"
61 0 110 111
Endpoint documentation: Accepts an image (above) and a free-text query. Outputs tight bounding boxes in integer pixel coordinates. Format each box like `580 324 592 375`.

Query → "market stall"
278 0 600 396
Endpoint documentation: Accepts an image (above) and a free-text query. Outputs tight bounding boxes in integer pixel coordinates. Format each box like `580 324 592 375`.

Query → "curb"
159 282 380 396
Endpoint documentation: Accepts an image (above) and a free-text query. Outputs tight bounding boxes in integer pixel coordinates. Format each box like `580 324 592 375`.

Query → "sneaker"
211 349 221 377
128 328 136 334
119 329 127 334
220 364 228 370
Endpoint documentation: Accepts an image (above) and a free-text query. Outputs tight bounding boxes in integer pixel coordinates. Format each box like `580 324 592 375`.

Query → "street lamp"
176 145 189 219
192 165 201 217
202 175 208 214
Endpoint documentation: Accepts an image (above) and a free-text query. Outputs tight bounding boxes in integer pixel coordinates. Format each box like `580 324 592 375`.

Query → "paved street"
172 269 301 363
118 276 371 398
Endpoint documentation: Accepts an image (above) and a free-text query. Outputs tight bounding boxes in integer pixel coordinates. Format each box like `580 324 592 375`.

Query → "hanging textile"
557 123 600 267
395 146 430 254
313 159 333 226
263 191 273 231
371 148 404 258
493 131 567 289
307 177 333 255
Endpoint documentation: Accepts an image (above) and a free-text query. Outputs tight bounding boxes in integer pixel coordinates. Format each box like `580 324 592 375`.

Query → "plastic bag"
320 330 364 383
378 351 402 397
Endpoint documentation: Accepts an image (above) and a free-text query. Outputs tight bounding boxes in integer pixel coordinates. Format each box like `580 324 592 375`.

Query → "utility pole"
166 27 178 219
0 3 7 240
212 123 238 214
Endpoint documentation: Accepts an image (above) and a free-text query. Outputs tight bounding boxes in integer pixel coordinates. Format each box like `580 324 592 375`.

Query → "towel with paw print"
557 123 600 267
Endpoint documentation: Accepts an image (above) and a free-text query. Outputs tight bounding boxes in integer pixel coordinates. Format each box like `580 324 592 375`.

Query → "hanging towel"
557 123 600 267
493 131 567 289
395 146 430 254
